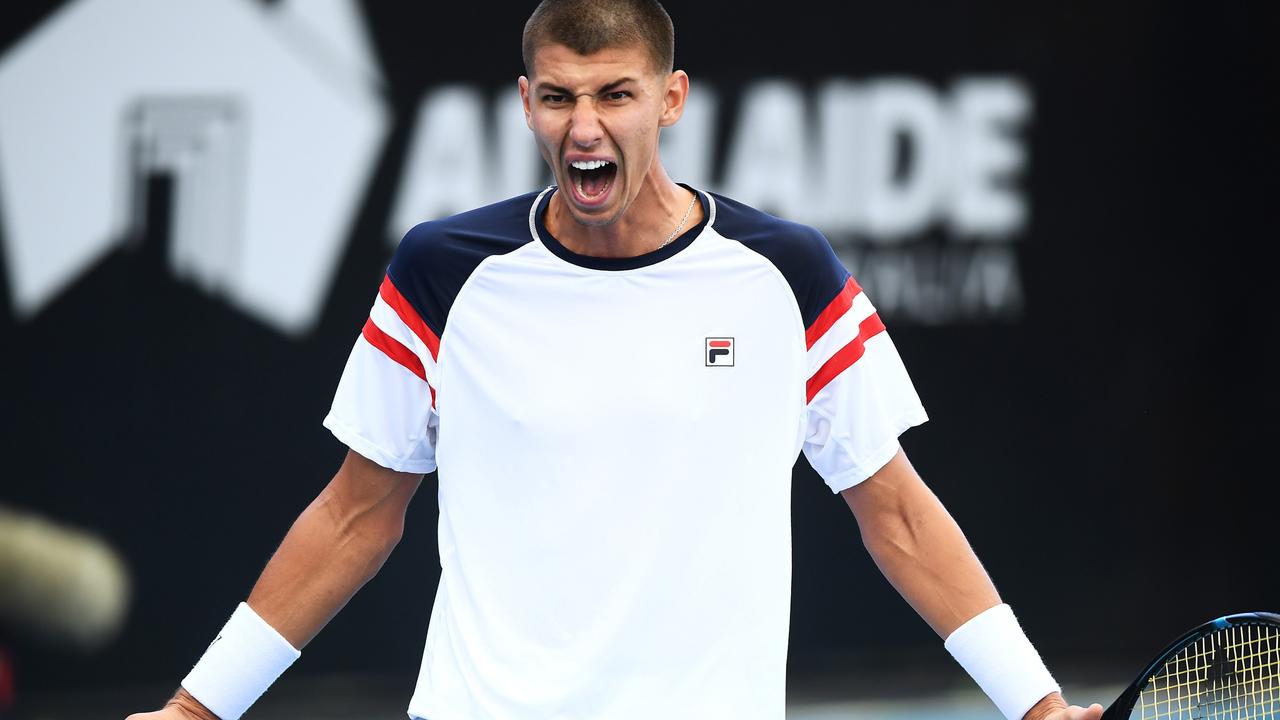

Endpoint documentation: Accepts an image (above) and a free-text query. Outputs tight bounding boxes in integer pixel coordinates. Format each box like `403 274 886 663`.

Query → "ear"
659 70 690 128
518 76 533 129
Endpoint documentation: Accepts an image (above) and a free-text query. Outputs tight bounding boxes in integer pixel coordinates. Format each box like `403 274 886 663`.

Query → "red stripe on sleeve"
378 275 440 361
709 340 732 348
805 313 887 403
805 276 862 349
362 317 426 381
362 318 436 407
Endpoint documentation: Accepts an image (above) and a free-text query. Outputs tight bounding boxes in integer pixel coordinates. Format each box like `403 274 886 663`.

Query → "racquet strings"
1133 622 1280 720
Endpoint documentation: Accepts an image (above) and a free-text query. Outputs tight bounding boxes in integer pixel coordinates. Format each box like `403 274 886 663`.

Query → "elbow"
316 491 406 576
860 507 924 563
338 517 403 585
378 518 406 557
357 512 407 566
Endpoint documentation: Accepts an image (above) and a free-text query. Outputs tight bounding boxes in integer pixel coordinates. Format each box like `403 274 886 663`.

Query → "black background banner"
0 0 1275 692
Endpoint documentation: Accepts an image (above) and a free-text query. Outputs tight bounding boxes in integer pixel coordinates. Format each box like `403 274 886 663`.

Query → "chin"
568 204 624 228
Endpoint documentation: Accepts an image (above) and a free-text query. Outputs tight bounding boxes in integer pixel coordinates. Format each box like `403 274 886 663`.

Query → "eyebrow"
535 78 636 95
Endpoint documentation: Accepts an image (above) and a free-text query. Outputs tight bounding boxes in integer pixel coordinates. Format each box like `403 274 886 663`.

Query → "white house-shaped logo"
0 0 388 334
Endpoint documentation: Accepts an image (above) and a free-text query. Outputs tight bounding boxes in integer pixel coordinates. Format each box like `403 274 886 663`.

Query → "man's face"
519 43 681 227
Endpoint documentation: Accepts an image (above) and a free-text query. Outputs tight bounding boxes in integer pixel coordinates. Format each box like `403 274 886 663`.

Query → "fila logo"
705 337 734 367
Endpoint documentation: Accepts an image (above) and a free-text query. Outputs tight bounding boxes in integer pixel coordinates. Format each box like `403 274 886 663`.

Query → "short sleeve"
323 272 441 474
706 193 928 493
802 275 928 493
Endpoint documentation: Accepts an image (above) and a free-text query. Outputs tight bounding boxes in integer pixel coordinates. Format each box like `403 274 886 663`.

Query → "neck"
547 162 703 259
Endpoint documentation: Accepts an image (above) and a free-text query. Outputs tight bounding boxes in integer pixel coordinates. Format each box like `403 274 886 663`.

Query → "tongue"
580 166 612 197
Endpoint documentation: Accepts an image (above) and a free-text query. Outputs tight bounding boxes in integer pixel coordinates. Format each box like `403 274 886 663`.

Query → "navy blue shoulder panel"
386 191 540 338
708 192 851 329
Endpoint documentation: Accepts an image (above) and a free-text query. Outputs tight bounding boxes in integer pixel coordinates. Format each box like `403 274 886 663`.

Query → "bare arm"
246 449 423 648
843 449 1097 720
145 450 423 719
840 448 998 638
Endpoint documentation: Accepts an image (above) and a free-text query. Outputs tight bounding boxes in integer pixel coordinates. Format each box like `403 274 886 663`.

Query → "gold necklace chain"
657 192 698 250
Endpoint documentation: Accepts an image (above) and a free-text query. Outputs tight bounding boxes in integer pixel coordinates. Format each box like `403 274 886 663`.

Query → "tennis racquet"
1101 611 1280 720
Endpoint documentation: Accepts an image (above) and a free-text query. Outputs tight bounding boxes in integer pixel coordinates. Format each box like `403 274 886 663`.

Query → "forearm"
843 451 999 638
246 456 421 648
844 452 1077 720
154 453 420 720
245 495 391 647
159 507 375 720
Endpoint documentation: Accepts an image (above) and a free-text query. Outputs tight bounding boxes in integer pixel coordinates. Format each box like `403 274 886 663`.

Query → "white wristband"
944 603 1060 720
181 603 301 720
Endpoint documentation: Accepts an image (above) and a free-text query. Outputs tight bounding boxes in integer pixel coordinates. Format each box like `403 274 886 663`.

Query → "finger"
1066 703 1105 720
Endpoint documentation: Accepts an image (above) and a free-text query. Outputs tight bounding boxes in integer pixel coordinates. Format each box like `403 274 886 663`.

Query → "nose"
568 95 603 149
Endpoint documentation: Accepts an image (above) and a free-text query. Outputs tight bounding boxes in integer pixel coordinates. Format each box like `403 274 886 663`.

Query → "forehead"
529 42 660 87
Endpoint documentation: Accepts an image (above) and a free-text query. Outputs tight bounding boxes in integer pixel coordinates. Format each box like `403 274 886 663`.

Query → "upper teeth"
571 160 610 170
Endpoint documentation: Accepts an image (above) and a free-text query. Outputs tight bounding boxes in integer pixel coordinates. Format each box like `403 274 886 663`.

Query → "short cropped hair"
522 0 675 76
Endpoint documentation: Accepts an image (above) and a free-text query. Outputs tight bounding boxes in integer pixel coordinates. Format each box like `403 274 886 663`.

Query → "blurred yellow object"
0 504 131 652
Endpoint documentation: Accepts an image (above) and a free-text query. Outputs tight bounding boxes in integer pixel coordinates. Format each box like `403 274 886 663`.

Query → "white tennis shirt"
324 187 927 719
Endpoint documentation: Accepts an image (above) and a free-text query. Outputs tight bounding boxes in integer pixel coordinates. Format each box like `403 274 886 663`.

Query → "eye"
542 93 568 105
605 91 631 102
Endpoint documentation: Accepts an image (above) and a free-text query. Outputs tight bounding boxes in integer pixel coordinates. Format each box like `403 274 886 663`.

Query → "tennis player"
128 1 1105 719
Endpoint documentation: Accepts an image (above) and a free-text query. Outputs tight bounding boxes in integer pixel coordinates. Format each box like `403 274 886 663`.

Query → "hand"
126 688 220 720
1023 692 1104 720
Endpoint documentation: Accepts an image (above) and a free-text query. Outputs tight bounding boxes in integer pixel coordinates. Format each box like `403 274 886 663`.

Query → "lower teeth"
576 177 608 199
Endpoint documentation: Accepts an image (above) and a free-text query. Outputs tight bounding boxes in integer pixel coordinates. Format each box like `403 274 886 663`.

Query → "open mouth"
567 159 617 203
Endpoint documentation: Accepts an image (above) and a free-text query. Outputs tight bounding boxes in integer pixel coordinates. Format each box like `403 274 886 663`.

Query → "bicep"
318 449 424 536
840 449 935 533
